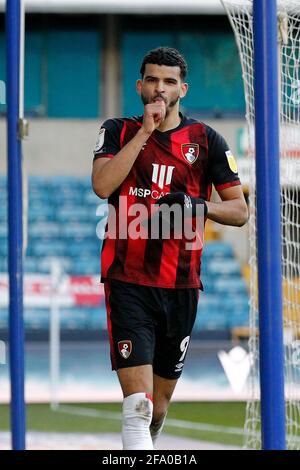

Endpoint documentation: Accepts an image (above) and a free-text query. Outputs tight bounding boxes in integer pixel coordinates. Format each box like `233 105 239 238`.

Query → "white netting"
221 0 300 450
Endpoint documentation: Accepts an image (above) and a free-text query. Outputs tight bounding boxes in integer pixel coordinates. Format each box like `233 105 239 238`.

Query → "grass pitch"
0 401 246 446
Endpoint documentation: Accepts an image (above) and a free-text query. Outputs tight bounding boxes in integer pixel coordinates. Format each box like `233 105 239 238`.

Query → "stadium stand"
0 176 249 336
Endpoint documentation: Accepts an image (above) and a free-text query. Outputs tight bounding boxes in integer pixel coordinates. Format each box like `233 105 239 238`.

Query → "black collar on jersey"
135 112 187 136
154 112 187 136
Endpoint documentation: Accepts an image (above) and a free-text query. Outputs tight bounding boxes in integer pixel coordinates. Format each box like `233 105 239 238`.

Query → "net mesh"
221 0 300 450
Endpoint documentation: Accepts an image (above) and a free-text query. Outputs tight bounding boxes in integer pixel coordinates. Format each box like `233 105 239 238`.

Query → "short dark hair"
140 47 187 80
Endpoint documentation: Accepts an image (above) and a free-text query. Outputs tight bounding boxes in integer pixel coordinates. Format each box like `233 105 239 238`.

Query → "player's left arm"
206 184 248 227
205 124 249 227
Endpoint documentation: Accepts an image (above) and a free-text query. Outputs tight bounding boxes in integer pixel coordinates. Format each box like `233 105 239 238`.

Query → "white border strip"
0 0 225 14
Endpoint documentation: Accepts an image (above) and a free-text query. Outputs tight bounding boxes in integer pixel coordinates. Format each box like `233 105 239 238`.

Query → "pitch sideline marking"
55 404 244 436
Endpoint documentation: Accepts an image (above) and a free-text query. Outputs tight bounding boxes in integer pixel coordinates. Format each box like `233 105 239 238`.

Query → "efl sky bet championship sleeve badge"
225 150 238 174
93 128 106 153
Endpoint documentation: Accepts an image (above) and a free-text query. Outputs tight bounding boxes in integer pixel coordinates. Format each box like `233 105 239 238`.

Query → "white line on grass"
165 418 243 435
55 404 244 436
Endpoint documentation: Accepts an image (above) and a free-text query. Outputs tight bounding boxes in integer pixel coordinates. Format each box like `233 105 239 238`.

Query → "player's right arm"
92 127 150 199
92 102 165 199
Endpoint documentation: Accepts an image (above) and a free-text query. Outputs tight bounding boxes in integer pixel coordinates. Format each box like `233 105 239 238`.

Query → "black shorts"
104 279 199 380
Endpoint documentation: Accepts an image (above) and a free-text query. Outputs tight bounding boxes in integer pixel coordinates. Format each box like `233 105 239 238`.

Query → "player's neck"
157 108 181 132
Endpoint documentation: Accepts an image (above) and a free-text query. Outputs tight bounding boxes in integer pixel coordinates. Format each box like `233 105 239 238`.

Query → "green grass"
0 402 246 447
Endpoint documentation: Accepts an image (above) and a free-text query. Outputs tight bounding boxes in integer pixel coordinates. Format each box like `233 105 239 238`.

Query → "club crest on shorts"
181 143 199 164
118 340 132 359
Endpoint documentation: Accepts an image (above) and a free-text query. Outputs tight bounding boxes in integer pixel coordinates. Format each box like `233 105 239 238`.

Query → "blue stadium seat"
31 240 66 257
61 223 95 239
0 180 6 194
60 308 88 330
198 293 221 311
0 224 8 237
85 307 107 330
194 311 228 330
24 257 38 272
200 274 214 293
220 293 249 326
65 239 99 257
51 191 83 205
79 177 93 191
29 175 50 187
36 256 74 274
55 206 95 223
207 258 241 276
0 204 7 222
83 190 103 206
0 257 7 272
29 221 61 238
221 293 248 309
214 277 248 295
195 292 229 331
0 309 8 328
49 175 83 189
29 205 55 222
24 309 49 329
228 314 249 328
0 238 7 256
71 257 100 275
202 241 234 259
29 189 52 205
28 178 51 202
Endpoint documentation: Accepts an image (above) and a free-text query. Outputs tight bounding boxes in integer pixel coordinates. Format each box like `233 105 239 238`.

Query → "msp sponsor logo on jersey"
93 128 106 153
128 187 168 199
181 144 199 164
118 340 132 359
151 164 175 189
225 150 238 174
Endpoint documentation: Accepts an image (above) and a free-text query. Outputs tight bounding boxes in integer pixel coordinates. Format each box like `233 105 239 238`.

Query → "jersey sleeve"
206 124 241 191
93 119 123 161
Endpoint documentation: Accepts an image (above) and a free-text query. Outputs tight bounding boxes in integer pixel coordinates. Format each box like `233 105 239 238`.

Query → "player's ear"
180 82 188 99
136 79 142 96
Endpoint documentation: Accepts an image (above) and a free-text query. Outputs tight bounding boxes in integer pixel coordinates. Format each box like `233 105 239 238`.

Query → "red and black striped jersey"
93 114 241 289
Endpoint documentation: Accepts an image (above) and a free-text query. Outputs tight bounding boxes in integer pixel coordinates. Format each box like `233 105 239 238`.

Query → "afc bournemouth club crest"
118 340 132 359
181 143 199 164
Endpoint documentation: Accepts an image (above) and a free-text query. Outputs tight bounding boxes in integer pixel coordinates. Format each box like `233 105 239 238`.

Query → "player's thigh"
153 288 199 379
105 279 156 370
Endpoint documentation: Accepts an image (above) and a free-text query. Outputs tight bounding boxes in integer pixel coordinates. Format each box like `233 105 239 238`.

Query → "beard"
141 92 180 117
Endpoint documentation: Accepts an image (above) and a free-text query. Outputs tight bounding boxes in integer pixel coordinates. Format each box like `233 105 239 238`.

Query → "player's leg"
150 374 177 445
104 280 156 450
117 365 153 449
117 364 152 397
117 369 177 449
151 287 199 446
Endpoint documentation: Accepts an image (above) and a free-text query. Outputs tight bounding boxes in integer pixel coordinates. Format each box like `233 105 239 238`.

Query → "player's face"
137 63 188 116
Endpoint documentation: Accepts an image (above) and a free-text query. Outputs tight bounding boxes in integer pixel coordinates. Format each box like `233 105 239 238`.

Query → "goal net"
221 0 300 449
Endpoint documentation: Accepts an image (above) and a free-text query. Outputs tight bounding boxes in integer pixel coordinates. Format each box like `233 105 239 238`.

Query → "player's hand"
142 192 207 239
157 192 208 217
142 101 166 135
